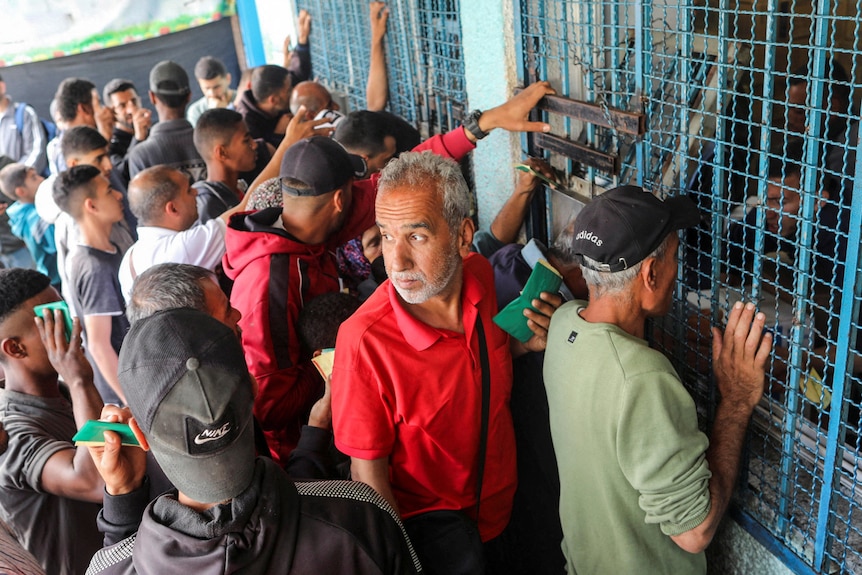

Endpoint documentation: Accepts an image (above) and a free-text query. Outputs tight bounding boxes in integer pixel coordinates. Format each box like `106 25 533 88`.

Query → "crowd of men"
0 3 813 575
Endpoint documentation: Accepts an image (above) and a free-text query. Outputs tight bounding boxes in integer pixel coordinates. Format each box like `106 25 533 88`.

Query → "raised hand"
712 301 772 410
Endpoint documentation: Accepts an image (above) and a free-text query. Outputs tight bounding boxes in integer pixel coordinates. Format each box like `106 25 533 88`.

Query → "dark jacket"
87 457 422 574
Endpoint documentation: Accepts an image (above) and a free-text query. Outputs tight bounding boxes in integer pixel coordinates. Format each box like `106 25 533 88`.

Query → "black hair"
194 56 228 81
334 111 390 156
0 269 51 326
297 292 361 353
193 108 245 161
53 164 102 219
102 78 137 106
61 126 108 160
251 65 290 102
55 78 96 123
154 91 188 110
0 163 28 202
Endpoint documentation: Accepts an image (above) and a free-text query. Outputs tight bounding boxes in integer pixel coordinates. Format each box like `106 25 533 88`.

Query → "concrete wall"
707 518 794 575
459 0 521 231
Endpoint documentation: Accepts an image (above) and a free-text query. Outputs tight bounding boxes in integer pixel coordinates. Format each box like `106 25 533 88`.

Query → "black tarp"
0 18 241 118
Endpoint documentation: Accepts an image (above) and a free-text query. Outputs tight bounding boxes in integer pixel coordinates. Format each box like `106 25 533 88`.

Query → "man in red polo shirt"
331 149 560 574
225 81 556 466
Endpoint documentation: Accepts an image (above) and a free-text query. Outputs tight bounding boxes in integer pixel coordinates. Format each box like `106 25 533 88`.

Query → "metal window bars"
515 0 862 572
295 0 467 136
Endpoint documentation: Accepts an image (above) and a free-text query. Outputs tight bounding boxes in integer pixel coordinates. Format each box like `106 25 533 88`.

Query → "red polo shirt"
332 253 516 541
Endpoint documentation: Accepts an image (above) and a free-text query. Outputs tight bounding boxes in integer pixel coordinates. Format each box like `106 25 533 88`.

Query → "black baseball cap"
572 185 700 272
149 60 191 96
280 136 367 196
119 308 255 504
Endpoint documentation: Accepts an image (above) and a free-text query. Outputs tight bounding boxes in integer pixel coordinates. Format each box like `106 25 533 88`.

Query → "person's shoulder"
294 480 421 571
85 533 136 574
341 287 393 334
463 251 494 285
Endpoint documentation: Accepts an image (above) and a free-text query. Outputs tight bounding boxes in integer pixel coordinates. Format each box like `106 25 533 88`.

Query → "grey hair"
548 221 579 265
127 263 215 325
377 151 470 231
580 233 675 298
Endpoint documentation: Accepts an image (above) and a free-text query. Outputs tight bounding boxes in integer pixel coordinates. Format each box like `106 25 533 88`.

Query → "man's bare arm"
83 314 125 405
366 2 390 111
671 301 772 553
35 312 105 503
351 456 399 514
489 158 554 245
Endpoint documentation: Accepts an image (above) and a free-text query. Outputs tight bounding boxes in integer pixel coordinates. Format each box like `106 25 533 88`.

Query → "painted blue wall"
459 0 520 231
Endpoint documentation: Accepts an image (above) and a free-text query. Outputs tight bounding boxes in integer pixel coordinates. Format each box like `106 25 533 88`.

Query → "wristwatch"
463 109 489 140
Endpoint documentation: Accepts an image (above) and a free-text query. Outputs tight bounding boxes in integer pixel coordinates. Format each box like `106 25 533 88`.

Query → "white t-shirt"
118 219 227 302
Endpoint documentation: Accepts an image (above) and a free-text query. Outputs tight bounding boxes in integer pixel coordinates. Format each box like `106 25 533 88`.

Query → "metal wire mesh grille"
517 0 862 572
295 0 467 135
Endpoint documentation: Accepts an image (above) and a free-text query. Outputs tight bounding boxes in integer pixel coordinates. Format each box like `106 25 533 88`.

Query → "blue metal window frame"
293 0 466 136
514 1 862 573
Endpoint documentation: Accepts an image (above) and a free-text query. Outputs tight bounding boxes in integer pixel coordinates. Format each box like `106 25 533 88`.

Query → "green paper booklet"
72 420 140 447
493 259 563 343
33 300 73 342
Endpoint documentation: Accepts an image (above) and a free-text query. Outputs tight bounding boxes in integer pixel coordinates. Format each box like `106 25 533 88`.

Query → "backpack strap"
474 315 491 523
13 103 25 135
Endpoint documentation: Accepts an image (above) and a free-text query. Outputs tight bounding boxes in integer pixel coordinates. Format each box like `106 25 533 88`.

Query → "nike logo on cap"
194 422 231 445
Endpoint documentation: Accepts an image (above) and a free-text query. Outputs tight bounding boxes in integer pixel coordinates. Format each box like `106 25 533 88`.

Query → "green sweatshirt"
544 300 711 574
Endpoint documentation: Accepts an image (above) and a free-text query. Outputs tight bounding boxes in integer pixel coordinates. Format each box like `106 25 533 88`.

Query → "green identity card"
493 259 563 343
72 420 141 447
33 300 73 342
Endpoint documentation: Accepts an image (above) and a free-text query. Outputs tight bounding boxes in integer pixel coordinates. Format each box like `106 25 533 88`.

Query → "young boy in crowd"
0 163 60 287
53 165 129 406
192 108 258 224
0 268 104 575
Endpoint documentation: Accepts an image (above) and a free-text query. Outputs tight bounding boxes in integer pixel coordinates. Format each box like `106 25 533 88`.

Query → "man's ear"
640 257 659 292
148 91 157 106
128 418 150 452
165 199 179 217
83 196 97 215
78 102 94 118
1 337 25 359
215 143 228 162
458 218 475 257
332 188 345 213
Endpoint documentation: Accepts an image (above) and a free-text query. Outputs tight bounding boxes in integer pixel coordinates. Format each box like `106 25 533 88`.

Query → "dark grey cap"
572 185 700 272
149 60 191 96
119 308 255 503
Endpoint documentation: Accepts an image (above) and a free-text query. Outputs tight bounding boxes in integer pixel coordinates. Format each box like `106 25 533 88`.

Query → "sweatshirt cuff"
101 476 151 526
297 424 332 452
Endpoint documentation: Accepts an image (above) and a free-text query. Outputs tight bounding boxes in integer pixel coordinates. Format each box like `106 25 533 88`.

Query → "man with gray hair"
331 151 561 574
543 185 773 574
126 262 239 331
